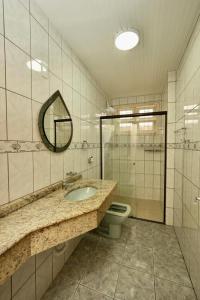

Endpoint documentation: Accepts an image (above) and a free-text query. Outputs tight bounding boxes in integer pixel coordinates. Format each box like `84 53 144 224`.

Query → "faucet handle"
66 171 73 176
66 171 78 176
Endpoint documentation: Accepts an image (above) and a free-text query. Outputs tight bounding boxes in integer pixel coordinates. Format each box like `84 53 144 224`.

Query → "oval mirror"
38 90 73 152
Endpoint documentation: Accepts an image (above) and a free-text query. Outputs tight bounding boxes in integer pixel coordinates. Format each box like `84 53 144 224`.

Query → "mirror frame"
38 90 73 152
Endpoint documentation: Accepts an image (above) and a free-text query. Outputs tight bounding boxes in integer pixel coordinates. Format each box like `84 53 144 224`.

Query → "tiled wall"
162 72 176 225
0 237 81 300
111 93 162 107
104 136 164 204
174 16 200 299
0 0 107 207
0 0 107 299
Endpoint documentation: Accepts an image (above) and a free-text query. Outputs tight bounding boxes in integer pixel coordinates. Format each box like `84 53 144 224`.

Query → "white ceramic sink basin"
64 186 97 201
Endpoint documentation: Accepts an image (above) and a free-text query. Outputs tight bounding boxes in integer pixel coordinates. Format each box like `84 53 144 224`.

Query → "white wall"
174 16 200 299
0 0 107 207
0 0 107 299
162 72 176 225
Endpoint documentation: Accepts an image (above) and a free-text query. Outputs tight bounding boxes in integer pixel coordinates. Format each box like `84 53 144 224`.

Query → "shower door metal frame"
100 111 167 224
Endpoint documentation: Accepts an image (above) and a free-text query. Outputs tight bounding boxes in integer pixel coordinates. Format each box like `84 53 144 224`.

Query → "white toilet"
99 202 131 239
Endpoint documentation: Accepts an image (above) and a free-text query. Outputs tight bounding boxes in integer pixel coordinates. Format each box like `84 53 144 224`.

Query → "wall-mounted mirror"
38 90 73 152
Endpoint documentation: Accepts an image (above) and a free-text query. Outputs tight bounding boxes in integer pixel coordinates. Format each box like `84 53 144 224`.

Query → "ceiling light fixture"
115 30 139 51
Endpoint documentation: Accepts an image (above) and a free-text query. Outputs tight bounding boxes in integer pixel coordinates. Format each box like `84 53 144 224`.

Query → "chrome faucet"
66 171 77 176
88 156 93 164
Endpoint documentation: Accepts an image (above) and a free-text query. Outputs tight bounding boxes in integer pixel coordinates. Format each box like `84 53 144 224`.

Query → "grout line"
12 267 35 298
34 254 37 300
2 0 10 204
172 228 198 299
152 244 157 300
79 283 114 299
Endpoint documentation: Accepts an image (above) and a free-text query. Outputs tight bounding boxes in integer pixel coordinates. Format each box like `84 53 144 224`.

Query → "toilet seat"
106 202 131 217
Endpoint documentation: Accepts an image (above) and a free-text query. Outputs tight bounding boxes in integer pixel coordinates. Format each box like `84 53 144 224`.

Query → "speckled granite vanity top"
0 179 116 284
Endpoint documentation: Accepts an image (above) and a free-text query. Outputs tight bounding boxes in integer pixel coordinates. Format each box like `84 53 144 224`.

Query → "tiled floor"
42 219 196 300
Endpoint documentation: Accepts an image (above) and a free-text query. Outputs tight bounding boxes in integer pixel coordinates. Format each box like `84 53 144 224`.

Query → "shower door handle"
194 197 200 204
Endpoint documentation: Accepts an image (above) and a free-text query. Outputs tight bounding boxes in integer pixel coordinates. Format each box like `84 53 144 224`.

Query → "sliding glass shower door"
100 112 167 223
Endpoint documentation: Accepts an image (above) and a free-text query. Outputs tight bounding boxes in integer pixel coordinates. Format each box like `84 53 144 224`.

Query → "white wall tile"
167 123 175 143
62 40 71 58
49 22 61 47
32 60 49 103
7 91 32 140
74 149 81 173
191 150 200 188
0 35 5 88
18 0 29 10
0 0 106 299
12 256 35 295
31 62 49 103
62 52 72 86
53 249 65 279
33 151 50 190
13 274 35 300
166 188 174 208
36 255 52 300
168 71 176 82
0 154 9 205
127 96 137 104
173 17 200 299
31 16 48 63
30 0 48 31
72 90 80 118
168 102 175 123
49 72 62 95
166 207 173 225
50 152 63 183
167 168 174 189
119 97 127 105
0 0 3 35
4 0 30 53
112 98 119 106
64 149 74 175
62 82 72 113
80 71 86 98
32 100 42 141
9 152 33 200
0 278 11 300
6 40 31 98
73 64 81 93
36 248 52 268
49 37 62 79
0 88 7 139
167 149 175 169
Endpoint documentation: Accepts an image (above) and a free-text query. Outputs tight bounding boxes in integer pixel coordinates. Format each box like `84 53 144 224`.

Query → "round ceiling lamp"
115 29 140 51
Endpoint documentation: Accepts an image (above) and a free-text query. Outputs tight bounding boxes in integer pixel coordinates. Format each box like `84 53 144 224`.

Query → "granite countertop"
0 179 116 258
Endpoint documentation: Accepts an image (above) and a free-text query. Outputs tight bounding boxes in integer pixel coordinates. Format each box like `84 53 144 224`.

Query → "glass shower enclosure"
100 111 167 223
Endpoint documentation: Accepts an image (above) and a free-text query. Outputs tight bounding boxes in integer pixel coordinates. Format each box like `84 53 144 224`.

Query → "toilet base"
98 223 122 239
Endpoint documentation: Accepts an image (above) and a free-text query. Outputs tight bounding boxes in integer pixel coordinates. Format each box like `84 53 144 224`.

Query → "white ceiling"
37 0 200 98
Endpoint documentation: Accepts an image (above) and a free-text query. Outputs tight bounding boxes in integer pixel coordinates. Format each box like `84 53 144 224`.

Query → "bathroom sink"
64 186 97 201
